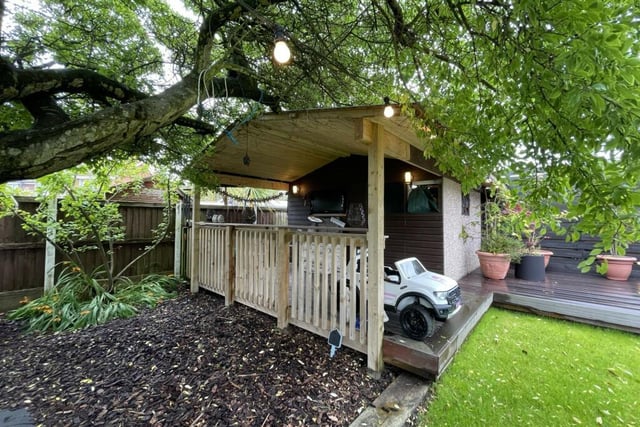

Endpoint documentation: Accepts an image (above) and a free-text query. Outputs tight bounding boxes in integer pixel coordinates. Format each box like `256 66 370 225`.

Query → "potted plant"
577 208 639 281
476 187 524 280
593 231 638 281
513 210 548 281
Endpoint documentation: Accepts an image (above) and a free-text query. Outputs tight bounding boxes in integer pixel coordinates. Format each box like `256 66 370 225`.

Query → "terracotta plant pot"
596 255 637 281
535 250 554 269
476 250 511 280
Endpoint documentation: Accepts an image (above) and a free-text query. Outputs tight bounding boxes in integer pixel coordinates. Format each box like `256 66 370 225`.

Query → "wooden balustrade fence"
189 224 369 354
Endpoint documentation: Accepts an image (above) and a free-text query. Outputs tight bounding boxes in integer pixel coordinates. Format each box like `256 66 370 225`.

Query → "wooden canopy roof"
194 104 439 190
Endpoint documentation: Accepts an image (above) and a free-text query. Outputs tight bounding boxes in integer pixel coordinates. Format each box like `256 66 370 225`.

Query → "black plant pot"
515 254 546 282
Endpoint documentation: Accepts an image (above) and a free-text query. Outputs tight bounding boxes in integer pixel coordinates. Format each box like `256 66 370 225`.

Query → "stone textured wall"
442 178 481 280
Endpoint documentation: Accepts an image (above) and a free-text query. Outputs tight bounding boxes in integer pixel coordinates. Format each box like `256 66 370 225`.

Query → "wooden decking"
381 267 640 379
382 290 493 379
458 268 640 333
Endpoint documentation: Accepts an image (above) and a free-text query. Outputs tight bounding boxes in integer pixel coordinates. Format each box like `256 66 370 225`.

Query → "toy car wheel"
399 303 434 340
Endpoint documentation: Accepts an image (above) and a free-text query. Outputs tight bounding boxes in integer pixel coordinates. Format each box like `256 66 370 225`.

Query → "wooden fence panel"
0 199 175 294
288 231 368 353
235 227 279 316
0 199 44 292
196 226 228 295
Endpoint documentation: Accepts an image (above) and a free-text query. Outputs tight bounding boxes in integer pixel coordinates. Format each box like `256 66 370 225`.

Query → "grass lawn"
419 308 640 426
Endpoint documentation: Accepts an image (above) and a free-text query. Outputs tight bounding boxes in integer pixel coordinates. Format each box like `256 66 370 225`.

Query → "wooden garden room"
181 105 482 375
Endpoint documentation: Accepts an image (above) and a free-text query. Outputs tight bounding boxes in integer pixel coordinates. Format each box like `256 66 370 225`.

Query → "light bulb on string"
273 40 291 64
383 96 395 118
273 26 291 64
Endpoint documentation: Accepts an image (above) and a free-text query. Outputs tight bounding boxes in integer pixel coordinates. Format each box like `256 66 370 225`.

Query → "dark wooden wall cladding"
384 214 444 273
286 155 445 271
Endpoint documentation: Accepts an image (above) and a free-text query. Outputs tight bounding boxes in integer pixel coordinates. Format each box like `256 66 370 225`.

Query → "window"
461 193 470 216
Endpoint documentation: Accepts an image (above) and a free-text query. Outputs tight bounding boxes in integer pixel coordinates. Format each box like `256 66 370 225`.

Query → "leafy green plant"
478 185 524 262
1 161 184 332
115 274 180 308
1 161 177 292
8 268 180 332
575 204 640 274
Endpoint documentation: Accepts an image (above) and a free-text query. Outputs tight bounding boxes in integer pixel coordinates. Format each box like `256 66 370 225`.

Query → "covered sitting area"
180 105 483 377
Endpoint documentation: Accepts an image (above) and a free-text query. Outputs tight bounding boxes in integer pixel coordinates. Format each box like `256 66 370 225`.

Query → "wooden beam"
356 119 410 161
355 119 374 144
255 105 386 122
224 225 235 305
190 186 201 294
276 228 290 329
384 131 410 161
367 122 385 375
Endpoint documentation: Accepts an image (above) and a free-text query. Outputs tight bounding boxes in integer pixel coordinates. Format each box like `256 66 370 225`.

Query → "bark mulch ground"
0 286 398 426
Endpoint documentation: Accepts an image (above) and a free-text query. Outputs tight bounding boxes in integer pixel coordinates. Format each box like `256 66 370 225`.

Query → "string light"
273 27 291 64
217 188 286 203
383 96 394 118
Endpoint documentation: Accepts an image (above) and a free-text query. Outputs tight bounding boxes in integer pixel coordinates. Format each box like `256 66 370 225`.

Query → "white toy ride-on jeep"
345 254 462 340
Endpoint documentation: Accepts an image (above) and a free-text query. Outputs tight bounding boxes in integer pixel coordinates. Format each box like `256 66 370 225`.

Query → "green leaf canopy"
1 0 639 247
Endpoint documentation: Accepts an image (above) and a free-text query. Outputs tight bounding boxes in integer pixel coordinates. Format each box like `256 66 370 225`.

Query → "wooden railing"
190 224 368 354
197 226 230 296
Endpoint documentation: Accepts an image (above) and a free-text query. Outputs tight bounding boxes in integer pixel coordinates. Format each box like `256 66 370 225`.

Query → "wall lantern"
273 27 291 64
403 171 413 184
292 184 299 195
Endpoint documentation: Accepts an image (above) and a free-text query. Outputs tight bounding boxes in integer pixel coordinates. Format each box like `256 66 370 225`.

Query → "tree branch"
0 0 291 182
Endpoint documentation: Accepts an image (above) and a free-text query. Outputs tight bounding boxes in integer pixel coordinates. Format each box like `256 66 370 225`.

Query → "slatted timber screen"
190 224 369 354
289 232 368 354
196 226 230 295
234 227 279 316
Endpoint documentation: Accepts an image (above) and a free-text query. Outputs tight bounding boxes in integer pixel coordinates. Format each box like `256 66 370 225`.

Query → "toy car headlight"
433 291 449 300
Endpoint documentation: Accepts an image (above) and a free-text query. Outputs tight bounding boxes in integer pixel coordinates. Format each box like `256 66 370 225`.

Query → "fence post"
276 228 290 329
224 225 235 306
190 187 201 294
44 197 57 291
367 122 385 375
173 201 183 278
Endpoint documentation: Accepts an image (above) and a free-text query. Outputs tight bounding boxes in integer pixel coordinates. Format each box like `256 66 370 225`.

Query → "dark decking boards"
382 268 640 379
458 268 640 333
382 290 493 379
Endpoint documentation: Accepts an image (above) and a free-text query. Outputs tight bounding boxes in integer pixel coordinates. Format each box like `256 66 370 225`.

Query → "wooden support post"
190 186 201 294
276 228 290 329
44 197 57 291
367 122 385 375
173 201 183 278
224 225 236 306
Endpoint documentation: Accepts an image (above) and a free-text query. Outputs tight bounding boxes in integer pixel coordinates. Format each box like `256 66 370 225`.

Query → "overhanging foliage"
1 0 639 251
